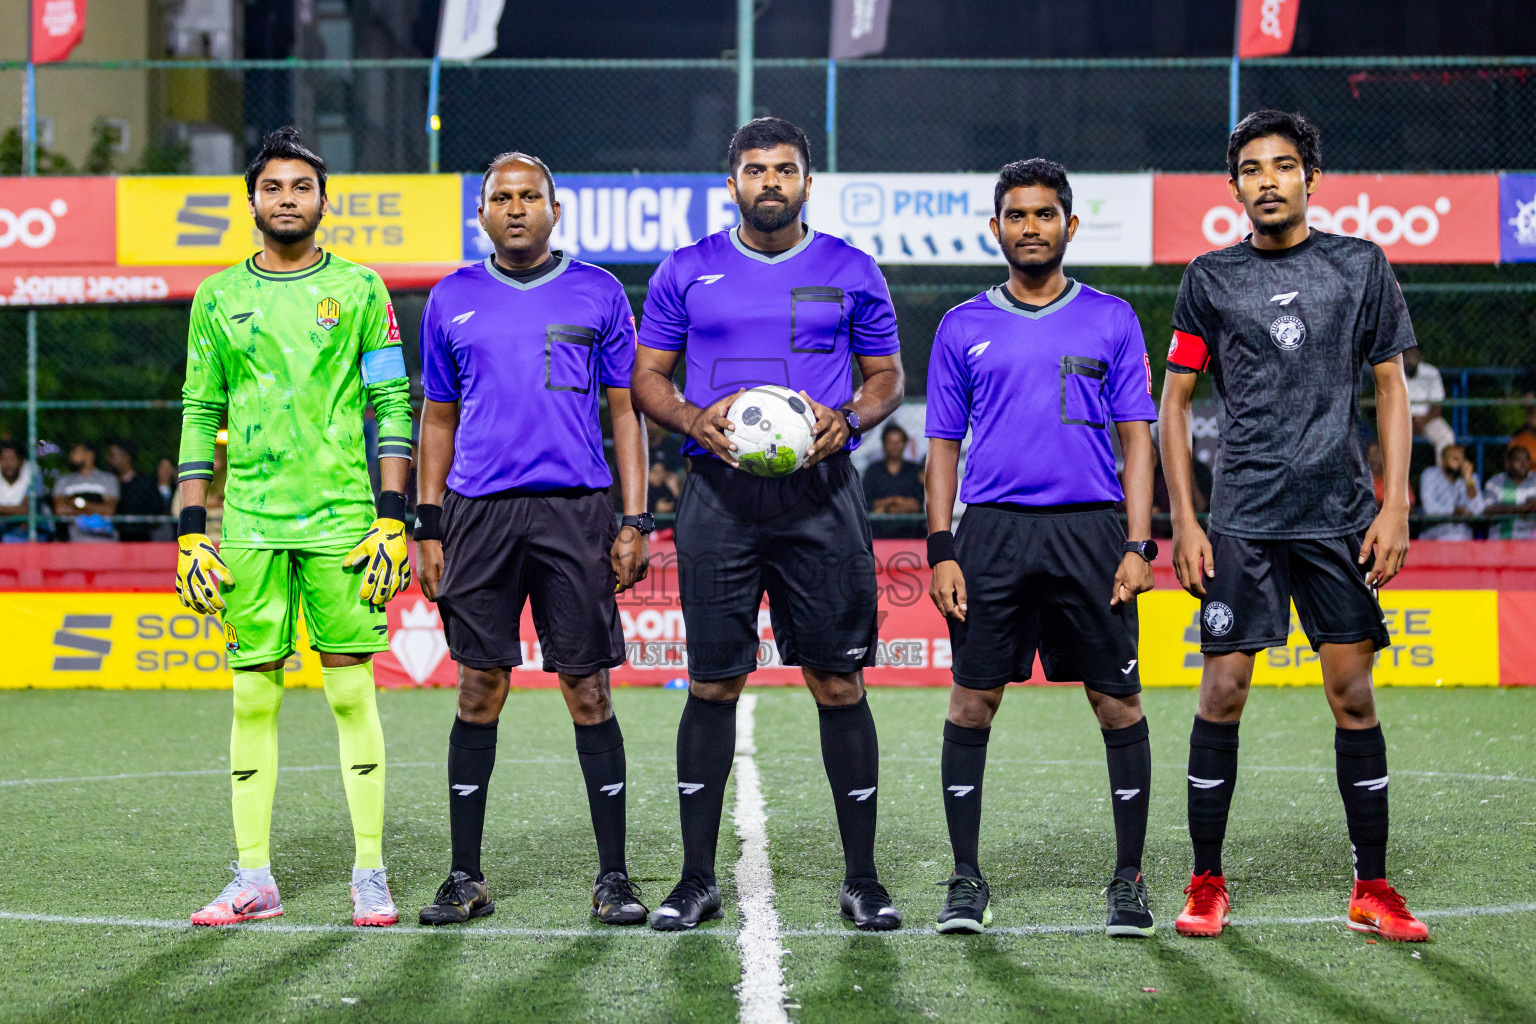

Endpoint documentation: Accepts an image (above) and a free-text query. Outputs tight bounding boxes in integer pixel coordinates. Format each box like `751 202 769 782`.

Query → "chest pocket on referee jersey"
545 324 596 394
1060 355 1108 428
789 286 846 353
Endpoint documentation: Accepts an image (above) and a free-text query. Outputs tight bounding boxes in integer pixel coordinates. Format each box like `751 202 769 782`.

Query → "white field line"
0 760 566 787
732 693 789 1024
3 903 1533 939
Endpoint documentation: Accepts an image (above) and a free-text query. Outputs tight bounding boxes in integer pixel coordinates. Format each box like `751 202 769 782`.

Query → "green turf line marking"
4 903 1533 938
732 693 790 1024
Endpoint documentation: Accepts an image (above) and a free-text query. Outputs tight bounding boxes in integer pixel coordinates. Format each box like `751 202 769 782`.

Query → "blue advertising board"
1499 173 1536 263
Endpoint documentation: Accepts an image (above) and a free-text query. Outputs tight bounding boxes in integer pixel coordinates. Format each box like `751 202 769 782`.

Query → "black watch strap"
621 513 655 535
1123 539 1158 562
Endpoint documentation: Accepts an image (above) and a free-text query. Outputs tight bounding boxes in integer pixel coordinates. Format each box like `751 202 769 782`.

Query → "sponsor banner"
117 175 462 266
0 262 468 307
0 549 1510 690
806 173 1153 266
1237 0 1298 58
1153 173 1500 264
461 173 738 264
0 177 116 265
1499 173 1536 262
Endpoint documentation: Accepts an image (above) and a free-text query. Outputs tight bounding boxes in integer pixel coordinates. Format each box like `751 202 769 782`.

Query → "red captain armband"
1168 330 1210 372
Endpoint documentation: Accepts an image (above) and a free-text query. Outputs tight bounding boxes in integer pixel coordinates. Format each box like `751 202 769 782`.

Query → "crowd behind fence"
1 56 1534 540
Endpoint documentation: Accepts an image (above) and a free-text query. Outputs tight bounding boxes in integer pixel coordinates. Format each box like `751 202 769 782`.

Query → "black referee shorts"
949 504 1141 696
436 488 626 675
1199 528 1389 654
675 452 879 681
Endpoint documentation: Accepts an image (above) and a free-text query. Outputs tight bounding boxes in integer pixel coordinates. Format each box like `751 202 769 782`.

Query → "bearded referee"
632 117 906 931
925 160 1159 936
414 153 652 926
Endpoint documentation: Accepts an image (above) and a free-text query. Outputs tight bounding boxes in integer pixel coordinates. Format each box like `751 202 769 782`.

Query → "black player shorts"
1198 528 1390 654
675 452 879 681
435 488 626 675
948 503 1141 695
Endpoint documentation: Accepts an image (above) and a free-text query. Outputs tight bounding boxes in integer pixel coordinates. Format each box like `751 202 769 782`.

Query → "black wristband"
927 530 957 568
413 503 444 541
376 490 408 522
178 506 207 536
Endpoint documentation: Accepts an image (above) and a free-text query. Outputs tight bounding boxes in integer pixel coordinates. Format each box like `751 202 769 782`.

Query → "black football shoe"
648 876 723 931
1105 869 1155 937
840 877 902 931
936 872 993 934
592 871 648 926
418 870 494 925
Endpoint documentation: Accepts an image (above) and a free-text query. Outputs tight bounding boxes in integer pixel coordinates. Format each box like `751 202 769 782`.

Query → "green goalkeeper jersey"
178 251 414 549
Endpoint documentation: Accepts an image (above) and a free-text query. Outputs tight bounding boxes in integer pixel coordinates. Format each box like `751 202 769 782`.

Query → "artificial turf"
0 685 1531 1023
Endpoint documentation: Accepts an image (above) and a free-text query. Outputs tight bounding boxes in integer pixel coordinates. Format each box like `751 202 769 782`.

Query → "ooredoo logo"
0 199 68 250
1201 193 1453 248
1258 0 1289 39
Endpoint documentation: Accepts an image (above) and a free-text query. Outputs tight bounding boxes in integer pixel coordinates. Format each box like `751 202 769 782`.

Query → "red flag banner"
31 0 87 64
1237 0 1298 59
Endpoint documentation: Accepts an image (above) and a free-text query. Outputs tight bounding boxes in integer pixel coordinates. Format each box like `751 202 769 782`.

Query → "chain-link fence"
3 57 1534 174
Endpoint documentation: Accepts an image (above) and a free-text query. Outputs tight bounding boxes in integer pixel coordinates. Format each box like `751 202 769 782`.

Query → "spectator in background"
1483 445 1536 540
1149 441 1211 539
1507 404 1536 464
1418 444 1485 540
156 457 176 507
648 457 680 515
0 441 40 541
51 441 118 542
862 422 925 514
1370 439 1415 510
106 440 167 542
1403 347 1455 459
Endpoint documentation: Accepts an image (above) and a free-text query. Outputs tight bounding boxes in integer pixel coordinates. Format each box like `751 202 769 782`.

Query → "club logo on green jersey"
225 622 239 652
317 297 341 331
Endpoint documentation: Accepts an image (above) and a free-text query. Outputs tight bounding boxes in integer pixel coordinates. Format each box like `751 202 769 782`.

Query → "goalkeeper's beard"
740 190 806 234
254 207 324 246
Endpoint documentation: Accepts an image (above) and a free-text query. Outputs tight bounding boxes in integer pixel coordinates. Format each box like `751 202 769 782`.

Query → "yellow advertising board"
1138 589 1499 686
0 593 323 689
115 175 462 266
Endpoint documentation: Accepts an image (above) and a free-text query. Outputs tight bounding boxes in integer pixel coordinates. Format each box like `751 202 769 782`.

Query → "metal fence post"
427 54 442 173
826 58 838 172
737 0 754 126
25 309 38 542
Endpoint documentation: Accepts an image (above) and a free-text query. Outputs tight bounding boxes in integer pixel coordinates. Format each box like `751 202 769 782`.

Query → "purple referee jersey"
637 226 901 458
925 280 1157 506
419 254 635 496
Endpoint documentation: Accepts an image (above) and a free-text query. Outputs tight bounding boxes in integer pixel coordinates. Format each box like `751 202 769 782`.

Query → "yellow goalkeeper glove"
175 508 234 614
345 491 412 605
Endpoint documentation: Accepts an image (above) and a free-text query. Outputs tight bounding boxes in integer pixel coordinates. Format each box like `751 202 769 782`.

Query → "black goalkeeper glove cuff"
178 506 207 537
376 490 408 522
927 530 957 568
413 503 444 541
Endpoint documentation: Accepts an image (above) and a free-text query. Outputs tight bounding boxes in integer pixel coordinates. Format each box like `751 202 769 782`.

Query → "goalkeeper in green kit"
177 128 413 927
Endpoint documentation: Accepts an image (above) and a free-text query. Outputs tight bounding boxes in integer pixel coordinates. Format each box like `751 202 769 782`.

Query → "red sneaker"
1348 879 1428 942
1175 871 1230 937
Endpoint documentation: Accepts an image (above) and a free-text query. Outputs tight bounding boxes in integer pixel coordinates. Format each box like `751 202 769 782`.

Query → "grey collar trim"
729 225 816 264
483 251 570 291
985 279 1082 320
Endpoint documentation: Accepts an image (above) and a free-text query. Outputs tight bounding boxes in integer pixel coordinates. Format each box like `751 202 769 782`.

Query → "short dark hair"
994 158 1072 219
110 438 139 458
728 117 812 174
881 422 909 442
71 440 97 455
480 151 557 206
245 126 327 198
0 441 22 458
1226 109 1321 180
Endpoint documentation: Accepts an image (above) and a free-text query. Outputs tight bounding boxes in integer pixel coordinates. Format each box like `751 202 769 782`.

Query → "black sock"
1103 717 1151 875
676 693 738 885
1187 715 1240 877
448 716 498 881
575 716 628 878
1335 724 1390 881
819 696 881 881
941 719 990 878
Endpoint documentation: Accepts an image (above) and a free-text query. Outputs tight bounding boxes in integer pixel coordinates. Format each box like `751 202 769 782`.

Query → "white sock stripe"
732 694 789 1024
1352 775 1390 791
1188 776 1225 789
946 785 974 797
847 786 876 802
1113 788 1141 801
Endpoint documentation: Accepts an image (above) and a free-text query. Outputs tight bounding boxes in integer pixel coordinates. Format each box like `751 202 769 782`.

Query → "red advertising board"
1237 0 1299 58
1153 173 1501 264
0 177 116 265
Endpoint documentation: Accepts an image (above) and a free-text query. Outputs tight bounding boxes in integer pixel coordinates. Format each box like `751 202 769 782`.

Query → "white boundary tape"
732 693 790 1024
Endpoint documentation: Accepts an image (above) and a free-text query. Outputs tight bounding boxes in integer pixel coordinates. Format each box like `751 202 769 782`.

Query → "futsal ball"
726 385 818 478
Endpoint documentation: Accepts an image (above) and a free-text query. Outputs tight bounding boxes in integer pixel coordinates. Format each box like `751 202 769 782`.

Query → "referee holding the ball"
631 117 906 930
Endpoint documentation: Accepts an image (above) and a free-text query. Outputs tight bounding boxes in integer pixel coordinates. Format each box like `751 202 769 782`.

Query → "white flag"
437 0 505 60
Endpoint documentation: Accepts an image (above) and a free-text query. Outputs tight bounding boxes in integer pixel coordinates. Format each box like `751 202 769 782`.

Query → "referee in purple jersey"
632 118 906 931
925 160 1160 937
413 153 653 927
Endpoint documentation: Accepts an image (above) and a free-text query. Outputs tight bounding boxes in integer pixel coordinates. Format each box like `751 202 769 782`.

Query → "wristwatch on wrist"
1124 539 1158 562
621 513 655 536
839 406 861 435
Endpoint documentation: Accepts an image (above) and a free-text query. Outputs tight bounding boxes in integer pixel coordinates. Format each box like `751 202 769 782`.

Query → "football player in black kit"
1159 110 1427 942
